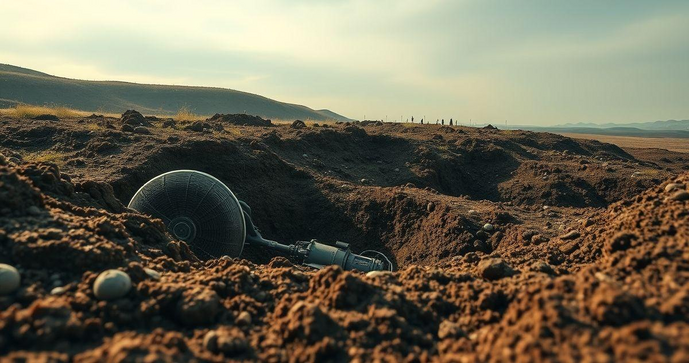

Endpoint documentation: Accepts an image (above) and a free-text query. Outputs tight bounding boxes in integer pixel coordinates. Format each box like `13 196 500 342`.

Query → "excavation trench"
108 139 485 268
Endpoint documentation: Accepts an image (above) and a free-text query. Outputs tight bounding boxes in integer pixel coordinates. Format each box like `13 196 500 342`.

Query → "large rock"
478 258 515 280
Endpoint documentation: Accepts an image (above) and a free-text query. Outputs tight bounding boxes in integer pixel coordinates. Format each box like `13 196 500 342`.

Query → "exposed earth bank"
0 113 687 361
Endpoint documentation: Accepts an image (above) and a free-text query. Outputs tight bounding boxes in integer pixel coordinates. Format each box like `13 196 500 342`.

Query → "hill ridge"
0 63 353 121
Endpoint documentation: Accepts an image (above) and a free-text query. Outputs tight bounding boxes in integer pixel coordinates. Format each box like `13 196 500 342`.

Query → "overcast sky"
1 0 688 125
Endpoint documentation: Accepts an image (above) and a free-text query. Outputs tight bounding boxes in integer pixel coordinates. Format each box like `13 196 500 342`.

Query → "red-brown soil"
0 113 687 361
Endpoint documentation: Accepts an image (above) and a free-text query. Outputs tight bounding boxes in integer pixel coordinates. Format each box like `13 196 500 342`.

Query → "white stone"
0 264 20 295
483 223 494 232
144 268 161 280
94 269 131 300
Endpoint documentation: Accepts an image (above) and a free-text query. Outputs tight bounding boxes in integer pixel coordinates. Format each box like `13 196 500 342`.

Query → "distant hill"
558 119 689 131
0 64 353 121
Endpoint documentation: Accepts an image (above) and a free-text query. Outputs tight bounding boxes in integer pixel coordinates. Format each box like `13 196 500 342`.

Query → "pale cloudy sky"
1 0 688 125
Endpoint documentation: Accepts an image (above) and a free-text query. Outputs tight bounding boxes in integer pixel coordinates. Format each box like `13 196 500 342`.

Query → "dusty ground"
0 112 688 361
560 132 689 154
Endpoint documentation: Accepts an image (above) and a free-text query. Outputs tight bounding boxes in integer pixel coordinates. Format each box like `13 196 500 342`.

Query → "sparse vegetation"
174 107 205 122
1 104 81 119
22 151 69 167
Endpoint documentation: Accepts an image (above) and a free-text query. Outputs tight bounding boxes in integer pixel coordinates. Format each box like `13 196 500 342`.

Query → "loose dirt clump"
207 113 272 127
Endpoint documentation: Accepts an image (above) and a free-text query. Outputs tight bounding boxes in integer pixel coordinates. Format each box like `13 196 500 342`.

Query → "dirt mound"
0 154 687 360
207 113 272 127
120 110 151 127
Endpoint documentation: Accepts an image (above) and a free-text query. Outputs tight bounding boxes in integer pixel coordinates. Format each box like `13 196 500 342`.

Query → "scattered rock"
133 126 151 135
185 121 206 132
665 183 685 192
203 331 219 352
144 268 161 280
51 286 67 295
531 261 555 275
121 124 135 132
207 113 272 127
531 234 549 244
483 223 494 232
236 311 252 326
162 120 176 128
291 120 306 129
560 230 581 240
27 205 41 216
0 264 21 294
477 258 515 280
427 202 435 213
93 270 131 300
667 190 689 202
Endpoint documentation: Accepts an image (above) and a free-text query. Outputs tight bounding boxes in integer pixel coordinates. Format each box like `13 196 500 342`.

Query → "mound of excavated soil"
120 110 151 127
0 155 688 361
207 113 272 127
0 115 688 360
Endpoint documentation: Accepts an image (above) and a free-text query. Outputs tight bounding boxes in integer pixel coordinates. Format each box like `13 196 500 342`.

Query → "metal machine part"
129 170 392 273
128 170 246 259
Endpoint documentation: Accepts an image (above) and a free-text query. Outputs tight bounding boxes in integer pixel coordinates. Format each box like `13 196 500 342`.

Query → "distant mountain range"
505 120 689 139
557 120 689 131
0 64 353 121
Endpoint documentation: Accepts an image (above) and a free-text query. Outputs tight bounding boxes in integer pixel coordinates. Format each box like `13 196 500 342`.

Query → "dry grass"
0 104 120 119
22 151 69 167
174 107 207 122
560 133 689 153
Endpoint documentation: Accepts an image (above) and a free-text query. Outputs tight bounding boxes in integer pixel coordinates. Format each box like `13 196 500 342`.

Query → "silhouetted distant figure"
441 119 444 125
411 116 414 123
436 119 439 125
421 119 424 124
450 119 453 126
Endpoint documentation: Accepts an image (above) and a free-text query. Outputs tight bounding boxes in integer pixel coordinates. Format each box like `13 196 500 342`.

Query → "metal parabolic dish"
128 170 246 259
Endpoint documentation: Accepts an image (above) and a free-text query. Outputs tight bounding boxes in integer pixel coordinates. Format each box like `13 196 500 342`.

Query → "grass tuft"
10 104 81 119
174 107 202 122
23 151 69 167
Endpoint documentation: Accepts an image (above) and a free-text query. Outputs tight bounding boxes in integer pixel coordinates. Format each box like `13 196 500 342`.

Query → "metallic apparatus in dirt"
128 170 392 273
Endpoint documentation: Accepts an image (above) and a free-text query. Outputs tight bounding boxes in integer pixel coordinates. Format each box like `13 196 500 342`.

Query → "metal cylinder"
303 240 385 272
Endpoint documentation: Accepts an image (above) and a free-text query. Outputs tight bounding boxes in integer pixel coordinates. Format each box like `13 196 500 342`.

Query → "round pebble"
665 183 685 192
93 269 131 300
51 286 67 295
144 268 161 280
236 311 252 326
0 264 21 295
483 223 494 232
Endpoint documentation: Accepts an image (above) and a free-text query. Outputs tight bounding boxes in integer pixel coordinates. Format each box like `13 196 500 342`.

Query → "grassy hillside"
0 64 353 121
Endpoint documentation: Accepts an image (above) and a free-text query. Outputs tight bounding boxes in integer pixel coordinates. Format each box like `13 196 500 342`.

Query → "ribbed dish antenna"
128 170 246 259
